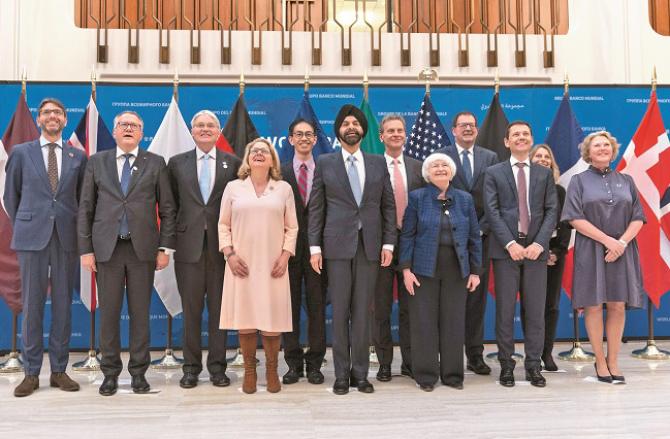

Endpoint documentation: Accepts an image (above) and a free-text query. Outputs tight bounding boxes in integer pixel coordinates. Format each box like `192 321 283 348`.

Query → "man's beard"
340 131 362 146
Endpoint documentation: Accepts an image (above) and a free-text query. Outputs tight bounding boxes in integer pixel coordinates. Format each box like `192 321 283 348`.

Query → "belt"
118 233 131 241
518 232 527 239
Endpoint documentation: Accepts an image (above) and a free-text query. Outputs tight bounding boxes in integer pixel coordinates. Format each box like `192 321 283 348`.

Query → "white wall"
0 0 667 85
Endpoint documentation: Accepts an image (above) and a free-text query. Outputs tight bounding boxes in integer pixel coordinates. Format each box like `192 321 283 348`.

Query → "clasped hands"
603 236 626 263
507 242 543 261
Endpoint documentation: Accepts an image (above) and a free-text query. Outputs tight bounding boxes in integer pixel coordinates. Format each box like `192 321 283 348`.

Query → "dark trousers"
283 248 327 371
409 246 467 387
465 234 490 360
17 230 75 375
97 239 155 377
493 250 547 370
327 234 379 381
175 235 227 376
372 246 411 369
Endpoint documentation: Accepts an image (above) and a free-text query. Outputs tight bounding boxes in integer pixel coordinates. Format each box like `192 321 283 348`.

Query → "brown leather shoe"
262 335 281 393
239 332 258 394
50 372 81 392
14 375 39 397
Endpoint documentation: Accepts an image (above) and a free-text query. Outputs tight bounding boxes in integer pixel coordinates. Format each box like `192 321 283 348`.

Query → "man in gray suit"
483 121 558 388
309 104 396 395
372 114 423 382
167 110 241 389
78 110 176 396
3 97 86 397
434 111 498 376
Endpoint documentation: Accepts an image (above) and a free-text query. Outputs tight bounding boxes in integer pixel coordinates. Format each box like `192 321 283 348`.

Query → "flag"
219 94 259 157
68 95 115 311
0 91 39 314
278 92 334 163
617 91 670 307
359 97 384 155
147 96 197 317
476 92 510 161
545 92 586 298
405 93 451 161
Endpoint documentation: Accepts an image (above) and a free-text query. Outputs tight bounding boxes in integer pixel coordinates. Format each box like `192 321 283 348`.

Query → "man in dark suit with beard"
167 110 241 389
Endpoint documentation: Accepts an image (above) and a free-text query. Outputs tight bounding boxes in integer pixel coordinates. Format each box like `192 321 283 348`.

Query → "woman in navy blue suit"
399 153 482 391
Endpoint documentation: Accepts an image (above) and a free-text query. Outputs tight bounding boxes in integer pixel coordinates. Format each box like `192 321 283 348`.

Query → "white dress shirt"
455 143 475 177
384 152 408 194
116 146 139 180
196 147 216 196
40 136 63 178
505 156 543 252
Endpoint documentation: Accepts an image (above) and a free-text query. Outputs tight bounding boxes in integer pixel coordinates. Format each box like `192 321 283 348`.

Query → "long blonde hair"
237 138 282 181
530 144 560 183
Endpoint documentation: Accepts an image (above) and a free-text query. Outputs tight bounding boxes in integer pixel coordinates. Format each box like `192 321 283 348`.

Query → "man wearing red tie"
372 114 424 382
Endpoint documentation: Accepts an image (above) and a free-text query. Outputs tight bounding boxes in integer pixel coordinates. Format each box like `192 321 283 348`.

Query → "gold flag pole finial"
418 68 438 97
494 69 500 94
363 70 369 100
239 71 245 95
91 68 98 102
304 68 310 93
564 71 569 95
173 70 179 101
21 67 27 95
652 66 657 93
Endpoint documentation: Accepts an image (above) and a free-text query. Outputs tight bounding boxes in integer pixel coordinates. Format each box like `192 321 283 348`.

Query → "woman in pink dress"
218 138 298 394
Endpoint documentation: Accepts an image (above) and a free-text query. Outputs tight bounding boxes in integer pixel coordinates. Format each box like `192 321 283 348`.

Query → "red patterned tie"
516 162 530 235
297 163 308 206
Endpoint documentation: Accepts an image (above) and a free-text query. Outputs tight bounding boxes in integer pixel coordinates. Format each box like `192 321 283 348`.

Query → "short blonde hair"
238 138 282 181
530 144 560 183
422 153 457 183
579 131 620 164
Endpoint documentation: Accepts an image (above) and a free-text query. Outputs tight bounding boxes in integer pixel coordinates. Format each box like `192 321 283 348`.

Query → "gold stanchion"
0 312 24 373
558 312 594 362
632 298 670 360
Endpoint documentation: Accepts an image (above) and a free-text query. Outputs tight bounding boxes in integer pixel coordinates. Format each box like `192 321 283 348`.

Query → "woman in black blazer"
399 153 482 391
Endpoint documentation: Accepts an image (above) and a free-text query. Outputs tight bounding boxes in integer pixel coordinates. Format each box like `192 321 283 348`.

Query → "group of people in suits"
4 97 645 398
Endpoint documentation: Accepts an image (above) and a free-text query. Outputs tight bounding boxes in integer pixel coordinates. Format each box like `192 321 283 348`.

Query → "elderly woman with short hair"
399 153 482 392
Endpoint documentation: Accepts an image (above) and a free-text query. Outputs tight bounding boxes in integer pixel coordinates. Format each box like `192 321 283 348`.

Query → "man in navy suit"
434 111 498 376
484 121 558 388
3 97 87 397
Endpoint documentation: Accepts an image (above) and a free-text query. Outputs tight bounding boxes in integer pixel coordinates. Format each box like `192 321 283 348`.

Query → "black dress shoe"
99 376 118 396
131 375 151 394
179 372 199 389
443 381 464 390
400 364 413 378
354 379 374 393
525 368 546 387
499 367 515 387
419 383 434 392
210 372 231 387
282 367 303 385
594 363 613 383
333 378 349 395
306 369 325 385
376 364 392 382
467 356 492 375
542 354 559 372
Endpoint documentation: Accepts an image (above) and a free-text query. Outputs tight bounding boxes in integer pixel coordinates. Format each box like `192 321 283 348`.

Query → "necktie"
392 158 407 228
47 143 59 194
119 153 132 236
297 162 309 206
516 162 530 235
199 153 211 202
347 155 363 206
461 150 473 188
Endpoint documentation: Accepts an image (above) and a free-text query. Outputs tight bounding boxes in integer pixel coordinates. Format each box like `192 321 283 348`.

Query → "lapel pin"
222 161 228 169
68 152 74 158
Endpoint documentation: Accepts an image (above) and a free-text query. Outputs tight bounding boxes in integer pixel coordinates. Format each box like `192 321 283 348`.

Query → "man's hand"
507 242 525 261
156 251 169 271
310 253 323 274
380 249 393 267
524 243 543 261
547 251 557 266
81 254 97 273
466 274 480 292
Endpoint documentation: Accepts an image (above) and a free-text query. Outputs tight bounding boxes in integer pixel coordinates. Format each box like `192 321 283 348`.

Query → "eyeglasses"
250 147 271 155
193 123 219 130
117 122 142 131
455 122 476 129
291 131 315 139
40 109 65 117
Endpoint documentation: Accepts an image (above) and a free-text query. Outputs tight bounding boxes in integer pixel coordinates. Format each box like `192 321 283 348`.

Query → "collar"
384 152 404 166
455 143 474 156
116 146 139 159
293 155 315 171
341 147 363 163
196 146 216 160
427 183 454 200
510 156 531 168
589 164 612 175
40 136 63 148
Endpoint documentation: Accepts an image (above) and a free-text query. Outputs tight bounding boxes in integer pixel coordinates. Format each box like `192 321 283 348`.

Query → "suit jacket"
434 145 498 232
483 161 558 260
308 151 397 261
399 184 482 279
77 148 176 262
167 148 241 263
550 184 571 258
281 161 311 264
398 154 425 205
3 139 87 252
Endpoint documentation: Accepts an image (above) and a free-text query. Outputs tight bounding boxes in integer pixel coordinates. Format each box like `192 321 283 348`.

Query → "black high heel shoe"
594 363 613 383
607 367 626 383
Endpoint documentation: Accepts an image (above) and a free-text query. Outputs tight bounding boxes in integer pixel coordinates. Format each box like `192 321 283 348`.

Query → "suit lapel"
27 142 52 191
104 150 124 197
126 149 148 195
186 150 205 204
446 146 469 189
529 164 540 209
472 146 486 186
333 153 358 205
56 145 75 194
211 150 234 205
502 161 518 202
361 152 374 204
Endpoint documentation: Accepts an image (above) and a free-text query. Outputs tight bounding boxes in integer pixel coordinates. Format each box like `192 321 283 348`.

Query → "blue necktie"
119 153 132 236
461 150 473 188
347 155 363 206
199 153 211 202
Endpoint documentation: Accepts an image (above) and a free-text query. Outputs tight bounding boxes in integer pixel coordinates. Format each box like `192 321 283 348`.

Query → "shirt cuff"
504 240 516 250
309 246 322 255
159 247 174 256
382 244 394 252
530 242 544 252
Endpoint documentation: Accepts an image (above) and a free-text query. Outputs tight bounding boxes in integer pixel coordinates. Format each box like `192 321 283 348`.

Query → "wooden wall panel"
650 0 670 35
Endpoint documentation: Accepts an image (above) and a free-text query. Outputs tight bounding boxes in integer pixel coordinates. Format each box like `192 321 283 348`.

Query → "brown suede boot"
14 375 39 397
239 332 258 394
262 335 281 393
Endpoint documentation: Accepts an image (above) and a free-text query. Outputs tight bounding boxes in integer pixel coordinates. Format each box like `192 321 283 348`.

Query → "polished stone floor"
1 342 669 439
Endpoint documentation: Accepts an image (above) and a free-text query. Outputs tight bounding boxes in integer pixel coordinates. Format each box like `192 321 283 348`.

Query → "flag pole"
304 67 310 93
631 66 670 361
73 69 104 372
0 69 28 374
494 69 500 95
366 68 379 367
151 70 184 370
363 70 369 101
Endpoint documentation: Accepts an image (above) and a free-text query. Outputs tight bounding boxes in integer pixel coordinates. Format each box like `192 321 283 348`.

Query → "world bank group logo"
553 95 605 102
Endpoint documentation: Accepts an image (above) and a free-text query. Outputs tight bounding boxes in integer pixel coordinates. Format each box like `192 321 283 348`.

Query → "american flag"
405 93 451 160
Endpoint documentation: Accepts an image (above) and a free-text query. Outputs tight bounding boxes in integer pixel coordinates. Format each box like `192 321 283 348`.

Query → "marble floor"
1 342 669 439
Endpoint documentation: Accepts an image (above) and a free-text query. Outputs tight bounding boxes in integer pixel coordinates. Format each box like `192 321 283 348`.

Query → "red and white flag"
617 91 670 307
147 96 196 317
